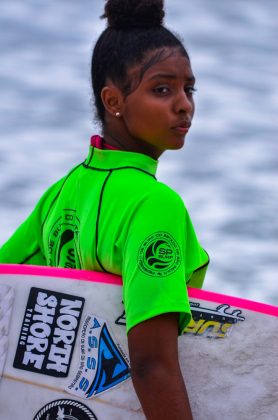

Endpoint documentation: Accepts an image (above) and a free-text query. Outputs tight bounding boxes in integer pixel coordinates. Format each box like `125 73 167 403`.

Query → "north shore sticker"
13 287 84 377
138 232 181 277
33 399 97 420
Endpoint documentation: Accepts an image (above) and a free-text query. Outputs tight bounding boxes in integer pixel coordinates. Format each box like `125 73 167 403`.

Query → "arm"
0 209 46 265
0 176 67 266
122 186 206 418
128 313 193 420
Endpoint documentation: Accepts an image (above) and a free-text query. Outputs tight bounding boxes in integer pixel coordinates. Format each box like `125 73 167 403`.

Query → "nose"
174 90 194 114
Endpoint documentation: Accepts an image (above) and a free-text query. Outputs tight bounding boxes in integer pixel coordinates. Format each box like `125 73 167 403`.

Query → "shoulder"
35 176 66 208
110 168 185 209
35 164 82 214
139 181 186 219
131 181 187 226
150 181 185 207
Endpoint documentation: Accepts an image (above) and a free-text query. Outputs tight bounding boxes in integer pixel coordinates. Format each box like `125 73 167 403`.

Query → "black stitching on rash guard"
87 165 156 272
20 248 44 264
39 161 155 272
41 164 83 235
95 171 113 272
82 163 156 179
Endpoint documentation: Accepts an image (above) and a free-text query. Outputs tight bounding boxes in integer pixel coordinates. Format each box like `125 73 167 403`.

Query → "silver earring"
115 112 121 118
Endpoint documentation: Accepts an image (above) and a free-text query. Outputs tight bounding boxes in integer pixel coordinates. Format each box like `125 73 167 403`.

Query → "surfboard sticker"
13 287 85 377
115 309 126 326
0 284 14 379
184 301 246 338
115 302 246 339
33 399 98 420
67 314 131 399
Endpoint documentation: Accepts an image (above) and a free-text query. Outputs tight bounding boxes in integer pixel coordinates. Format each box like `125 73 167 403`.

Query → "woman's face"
120 48 196 159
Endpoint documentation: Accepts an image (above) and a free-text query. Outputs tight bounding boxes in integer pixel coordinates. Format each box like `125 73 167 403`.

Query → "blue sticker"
67 315 130 399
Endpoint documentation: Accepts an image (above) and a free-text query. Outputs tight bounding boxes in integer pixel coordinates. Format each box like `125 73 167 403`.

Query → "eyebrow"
149 73 196 83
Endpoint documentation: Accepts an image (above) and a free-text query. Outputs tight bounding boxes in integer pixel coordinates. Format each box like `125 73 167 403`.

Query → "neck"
102 127 162 160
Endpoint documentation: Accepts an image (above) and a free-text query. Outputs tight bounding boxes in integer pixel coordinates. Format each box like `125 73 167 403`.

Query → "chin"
168 139 185 150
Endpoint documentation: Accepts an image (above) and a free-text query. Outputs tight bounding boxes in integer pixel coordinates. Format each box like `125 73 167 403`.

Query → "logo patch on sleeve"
138 232 181 277
48 209 82 269
66 315 130 399
13 287 84 377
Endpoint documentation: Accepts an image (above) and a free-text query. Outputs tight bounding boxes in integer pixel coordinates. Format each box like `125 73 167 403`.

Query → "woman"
0 0 209 418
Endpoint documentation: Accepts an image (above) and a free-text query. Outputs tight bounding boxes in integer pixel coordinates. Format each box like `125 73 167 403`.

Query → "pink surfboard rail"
0 263 277 318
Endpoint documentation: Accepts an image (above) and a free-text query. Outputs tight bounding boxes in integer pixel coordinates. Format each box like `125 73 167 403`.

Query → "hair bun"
102 0 165 29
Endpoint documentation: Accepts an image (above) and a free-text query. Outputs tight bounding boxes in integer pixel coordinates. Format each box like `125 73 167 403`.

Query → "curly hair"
91 0 189 123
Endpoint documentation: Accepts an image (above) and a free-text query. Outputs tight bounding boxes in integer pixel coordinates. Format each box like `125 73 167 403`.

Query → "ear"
101 83 124 118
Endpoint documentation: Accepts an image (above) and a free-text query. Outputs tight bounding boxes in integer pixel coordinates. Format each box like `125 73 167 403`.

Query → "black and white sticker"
184 302 245 338
67 315 130 398
14 287 84 377
33 399 97 420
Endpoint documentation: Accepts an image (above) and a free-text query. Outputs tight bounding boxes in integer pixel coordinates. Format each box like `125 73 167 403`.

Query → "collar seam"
82 163 156 179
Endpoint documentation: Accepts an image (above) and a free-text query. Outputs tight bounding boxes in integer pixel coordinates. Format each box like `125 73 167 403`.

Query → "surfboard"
0 264 277 420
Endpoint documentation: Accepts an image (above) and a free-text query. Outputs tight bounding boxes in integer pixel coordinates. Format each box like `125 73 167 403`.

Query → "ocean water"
0 0 277 305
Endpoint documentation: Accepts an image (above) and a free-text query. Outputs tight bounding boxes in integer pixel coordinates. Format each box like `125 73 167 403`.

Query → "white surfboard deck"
0 264 277 420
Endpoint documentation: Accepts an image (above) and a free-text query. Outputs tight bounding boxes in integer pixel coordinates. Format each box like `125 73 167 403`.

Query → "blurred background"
0 0 277 304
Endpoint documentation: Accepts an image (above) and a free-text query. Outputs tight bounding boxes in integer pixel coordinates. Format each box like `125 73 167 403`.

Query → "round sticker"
33 399 97 420
138 232 181 277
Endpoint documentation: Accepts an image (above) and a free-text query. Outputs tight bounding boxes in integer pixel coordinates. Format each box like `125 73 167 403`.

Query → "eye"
185 86 197 96
152 85 171 95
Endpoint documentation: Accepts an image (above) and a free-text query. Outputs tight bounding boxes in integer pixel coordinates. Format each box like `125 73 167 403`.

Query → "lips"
172 120 191 134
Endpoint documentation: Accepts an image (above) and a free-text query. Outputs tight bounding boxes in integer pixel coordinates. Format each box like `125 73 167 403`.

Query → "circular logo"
33 399 97 420
138 232 181 277
48 209 81 269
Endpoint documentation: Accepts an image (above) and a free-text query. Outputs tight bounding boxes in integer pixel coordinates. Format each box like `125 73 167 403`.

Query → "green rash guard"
0 147 209 334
